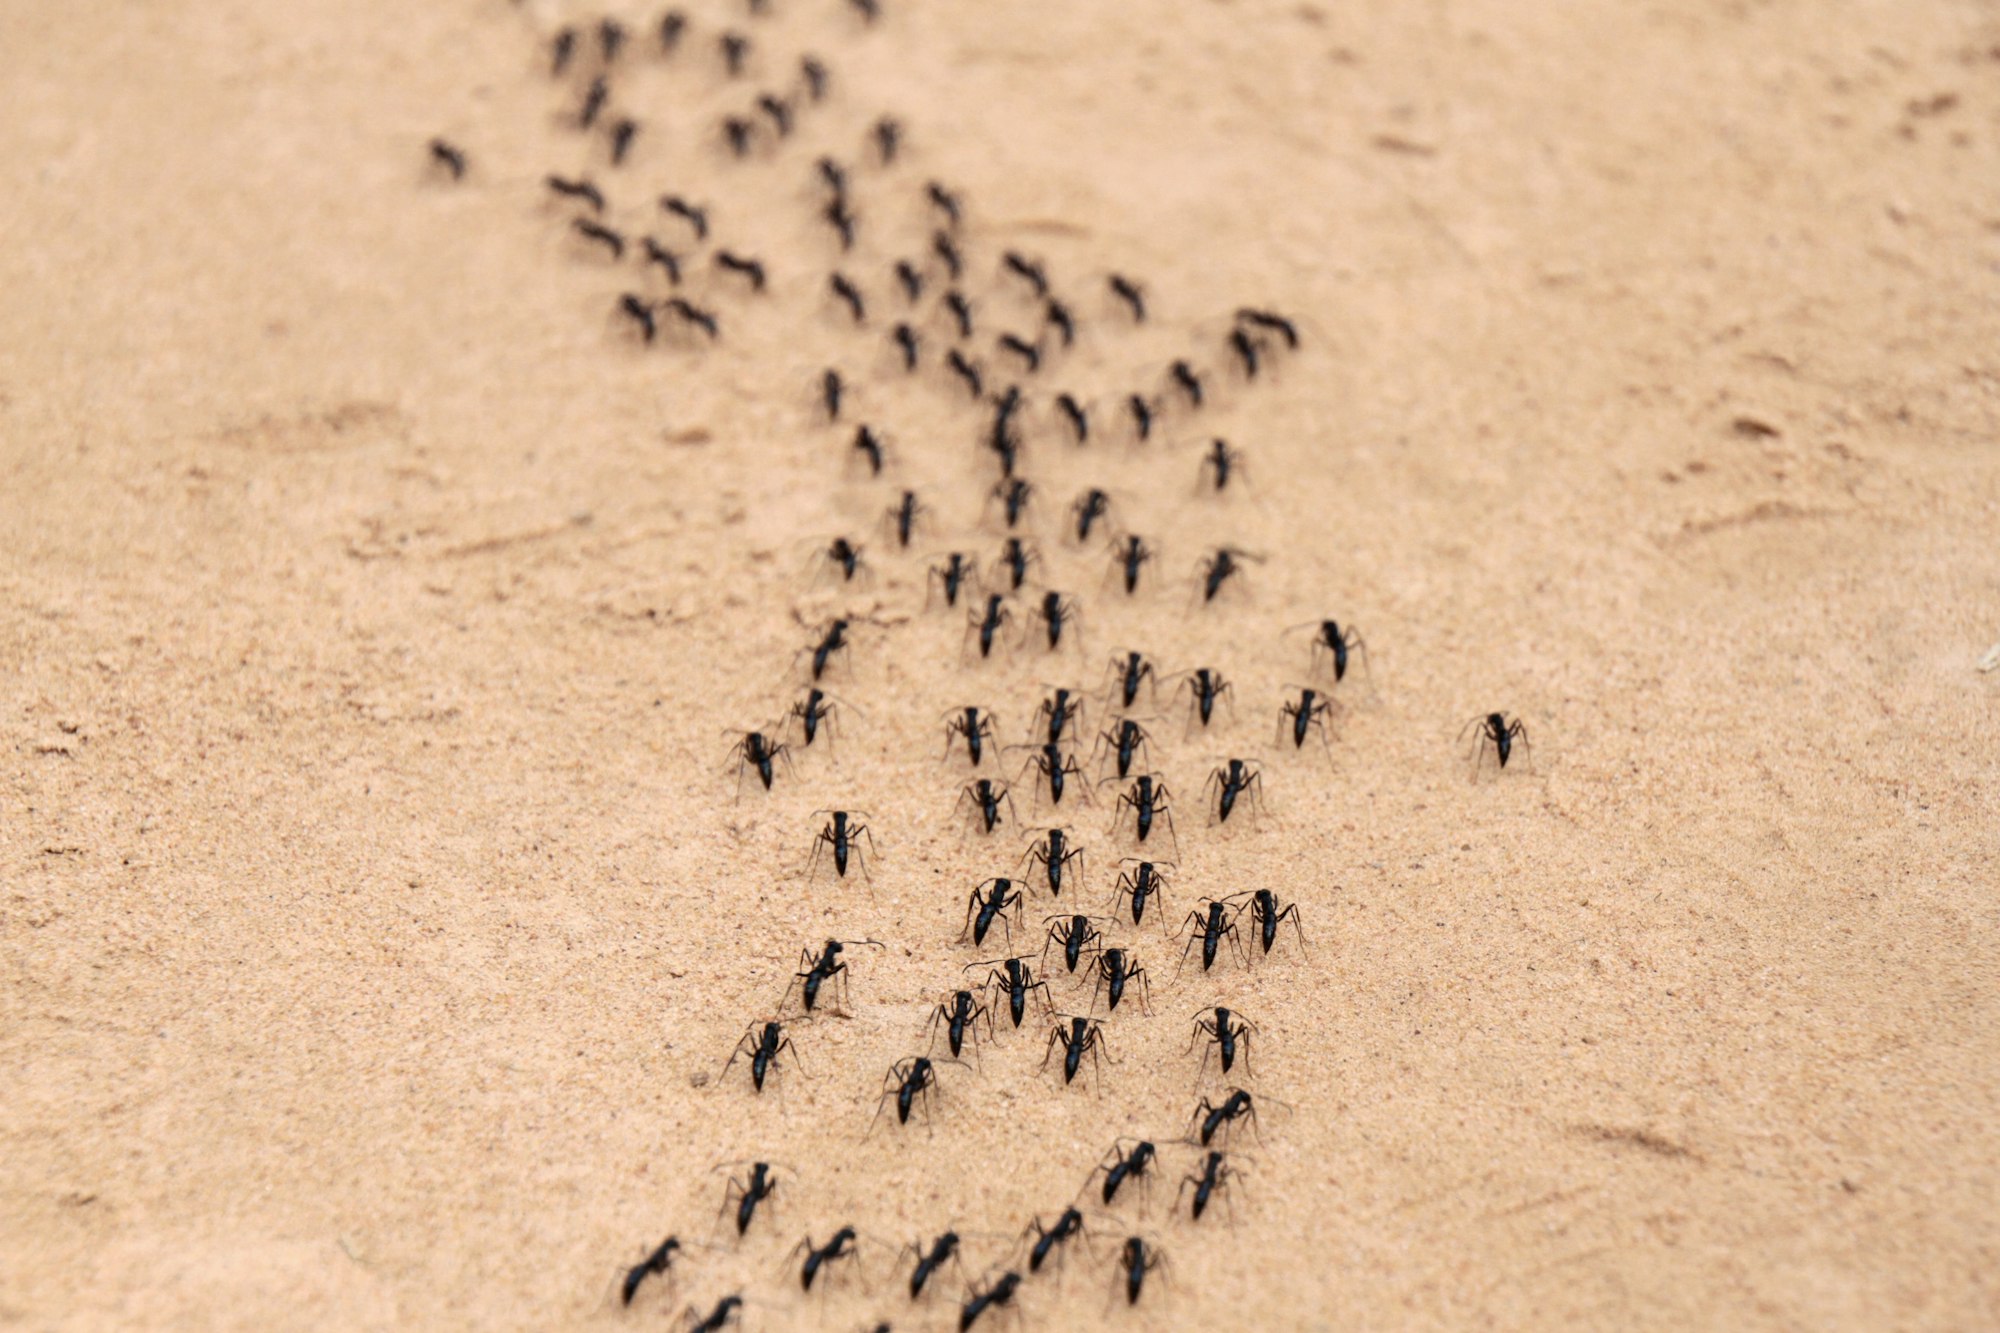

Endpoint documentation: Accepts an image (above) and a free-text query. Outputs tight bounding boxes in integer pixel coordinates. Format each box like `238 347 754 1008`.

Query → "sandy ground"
4 0 1998 1328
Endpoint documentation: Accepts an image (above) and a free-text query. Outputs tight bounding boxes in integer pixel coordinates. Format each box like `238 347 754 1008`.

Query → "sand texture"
4 0 1998 1328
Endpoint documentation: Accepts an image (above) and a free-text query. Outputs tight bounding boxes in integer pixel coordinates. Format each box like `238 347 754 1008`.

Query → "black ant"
998 333 1041 373
1103 651 1157 710
1178 1151 1237 1222
966 594 1011 660
1110 774 1177 853
1118 1236 1167 1306
800 55 829 101
1031 688 1085 745
658 195 708 239
686 1294 744 1332
1243 888 1308 958
994 537 1038 592
872 1057 941 1133
1090 947 1151 1014
1190 1088 1261 1146
817 155 847 196
942 705 997 766
546 174 605 213
1295 618 1369 683
1041 1014 1112 1088
1110 534 1153 595
1022 826 1084 897
1033 592 1080 654
658 12 686 54
1045 298 1075 347
1236 306 1299 348
725 1019 801 1092
1056 393 1089 444
665 297 719 340
1022 1208 1085 1273
928 989 991 1059
852 425 886 477
1173 668 1232 733
1129 393 1155 443
551 26 578 76
619 294 658 344
945 349 983 399
935 235 965 284
722 115 756 158
789 1227 861 1292
807 809 874 881
573 217 625 260
718 1162 780 1235
755 93 791 137
1199 438 1244 493
894 260 924 303
969 955 1052 1029
1109 274 1147 322
819 369 844 421
641 238 682 283
621 1236 680 1305
1170 359 1203 408
990 477 1033 528
786 687 849 749
873 115 902 164
823 198 857 250
829 272 866 323
783 938 882 1016
1040 913 1103 975
1176 898 1244 976
928 553 977 610
847 0 881 24
1070 489 1112 543
1002 251 1049 297
714 251 765 292
959 1271 1021 1331
961 877 1023 945
598 17 625 60
1090 1139 1157 1206
578 74 610 130
927 180 963 227
943 287 973 336
1094 715 1153 781
719 31 751 76
805 617 853 680
1189 1006 1254 1079
886 489 927 547
1204 758 1264 824
892 322 921 371
905 1230 964 1299
609 117 639 165
1196 545 1261 604
1110 858 1171 928
729 730 792 795
428 138 466 180
1227 326 1261 378
815 536 868 585
1462 711 1532 773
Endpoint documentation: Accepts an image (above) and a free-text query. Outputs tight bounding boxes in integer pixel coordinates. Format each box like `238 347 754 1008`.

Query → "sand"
3 0 1997 1328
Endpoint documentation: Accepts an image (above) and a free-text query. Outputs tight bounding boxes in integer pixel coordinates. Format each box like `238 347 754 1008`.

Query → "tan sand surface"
4 0 1998 1328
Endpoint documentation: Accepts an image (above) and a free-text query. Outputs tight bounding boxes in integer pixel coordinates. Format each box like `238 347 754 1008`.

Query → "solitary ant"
428 138 467 180
1090 1139 1157 1206
969 955 1053 1029
1204 758 1264 824
1041 1014 1112 1088
1090 947 1151 1013
788 1227 861 1292
717 1162 781 1236
1277 687 1337 758
1199 438 1245 493
621 1236 680 1305
1189 1006 1255 1079
928 553 977 610
1033 591 1080 654
928 989 992 1060
1242 887 1308 959
1022 826 1084 897
685 1294 744 1332
1196 545 1261 604
905 1230 965 1300
1110 858 1172 928
1094 715 1153 781
573 217 625 259
546 174 605 213
807 809 874 881
1022 1208 1085 1273
1041 913 1103 975
1191 1088 1261 1146
729 730 792 796
959 1271 1021 1331
725 1020 801 1092
783 938 882 1016
1176 899 1244 976
1070 489 1112 544
1462 711 1532 773
1110 534 1153 596
1118 1237 1167 1306
1109 274 1147 322
942 705 997 766
1110 774 1177 854
872 1057 941 1133
961 877 1023 945
1178 1151 1237 1222
965 594 1012 661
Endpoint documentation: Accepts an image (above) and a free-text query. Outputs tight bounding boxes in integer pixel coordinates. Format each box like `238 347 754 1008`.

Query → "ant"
1022 826 1084 897
1003 251 1050 297
1093 716 1153 781
621 1236 680 1305
1169 359 1203 408
1032 592 1080 654
848 0 881 24
1110 858 1171 928
830 272 866 323
1090 1139 1157 1207
714 251 766 292
619 294 658 344
1176 898 1244 976
928 553 977 610
1228 326 1261 378
1103 651 1158 711
852 426 886 477
1190 1088 1261 1147
1189 1006 1254 1078
894 259 924 303
928 989 992 1059
1118 1236 1167 1306
755 93 791 137
658 11 687 53
789 1227 861 1292
873 115 902 165
905 1230 965 1299
945 349 983 399
598 17 625 61
1070 488 1112 544
943 287 973 337
685 1294 744 1332
1175 667 1233 731
807 809 875 881
805 617 853 680
989 477 1033 528
800 54 829 101
1030 688 1085 745
817 155 848 196
546 174 605 213
1110 533 1153 595
959 1271 1021 1331
969 955 1053 1029
1178 1150 1237 1222
725 1019 801 1092
578 74 610 130
722 115 756 158
783 938 882 1016
641 238 682 283
927 180 964 228
935 236 966 285
1196 545 1261 604
1236 307 1300 349
665 298 719 340
550 26 578 76
820 369 845 422
872 1057 941 1133
1041 1014 1112 1088
573 217 625 260
1277 687 1337 758
823 198 858 252
942 705 997 766
717 1162 780 1236
962 877 1023 945
815 536 868 585
1295 618 1370 683
1129 393 1155 443
1041 913 1103 975
994 536 1038 592
1022 1208 1085 1273
886 489 928 547
1045 298 1076 347
965 595 1012 661
1242 888 1308 959
1199 438 1245 493
892 321 921 371
719 31 751 76
428 138 467 180
609 117 639 165
1462 711 1532 773
1110 774 1177 854
998 333 1041 373
729 730 792 796
1204 758 1264 824
1090 947 1151 1014
1057 393 1089 444
1108 273 1147 322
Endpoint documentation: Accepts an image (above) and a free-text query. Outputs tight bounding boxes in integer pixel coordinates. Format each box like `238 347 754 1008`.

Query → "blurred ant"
619 294 658 344
1198 438 1245 493
1033 592 1081 654
716 1161 782 1236
1117 1236 1168 1306
928 553 977 610
1128 393 1155 443
998 332 1041 372
783 938 883 1016
885 489 929 547
641 238 682 283
871 1057 941 1134
935 235 964 283
993 537 1038 591
1089 1139 1157 1207
1169 359 1203 408
989 477 1033 528
961 877 1023 945
1228 326 1261 378
904 1229 966 1300
1093 716 1153 781
956 779 1018 835
1022 1208 1086 1273
800 55 829 101
658 11 686 53
1204 758 1264 824
894 260 924 303
872 115 902 164
725 1019 801 1093
1109 534 1153 595
1030 688 1085 745
787 1228 861 1292
892 322 921 371
686 1295 745 1332
813 536 869 585
1045 298 1076 346
598 17 625 60
1041 1015 1112 1088
1178 1150 1238 1222
960 1271 1022 1330
1070 488 1112 543
1189 1006 1254 1079
715 251 766 291
546 174 605 213
1241 888 1308 959
428 138 466 180
782 683 848 748
946 349 983 399
1003 251 1049 298
819 369 845 421
1236 307 1299 348
942 705 997 766
621 1236 680 1306
829 273 866 323
1056 393 1089 444
1015 741 1088 809
1110 857 1172 928
1195 545 1262 604
659 195 708 240
1103 650 1158 710
1293 618 1370 683
927 180 963 227
722 116 756 158
1109 274 1147 322
573 218 625 260
719 31 751 75
803 616 853 680
969 955 1053 1029
1174 667 1233 731
609 117 639 165
1190 1088 1262 1146
807 809 875 882
1461 711 1532 773
755 93 791 137
942 286 973 335
1277 687 1337 759
578 75 609 129
550 27 578 76
965 594 1012 661
665 298 719 340
852 425 886 476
